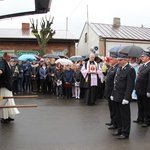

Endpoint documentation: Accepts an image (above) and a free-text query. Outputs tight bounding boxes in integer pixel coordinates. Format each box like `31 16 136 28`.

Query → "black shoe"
108 125 118 130
141 123 150 127
1 119 10 124
112 131 122 136
7 117 14 122
133 120 144 124
117 134 129 140
105 122 112 126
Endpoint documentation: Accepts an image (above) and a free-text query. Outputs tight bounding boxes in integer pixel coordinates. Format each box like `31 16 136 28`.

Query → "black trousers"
137 95 150 124
108 97 117 126
115 102 131 136
40 79 47 94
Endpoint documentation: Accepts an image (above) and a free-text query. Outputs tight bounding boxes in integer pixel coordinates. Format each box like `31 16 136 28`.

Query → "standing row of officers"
103 51 150 140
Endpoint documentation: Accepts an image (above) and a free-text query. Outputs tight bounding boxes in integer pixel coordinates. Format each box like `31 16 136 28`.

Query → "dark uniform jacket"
104 64 119 97
113 64 136 102
0 59 13 91
135 62 150 95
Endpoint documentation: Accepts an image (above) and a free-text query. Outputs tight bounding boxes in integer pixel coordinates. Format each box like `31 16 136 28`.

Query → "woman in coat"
54 62 63 98
39 62 48 94
63 65 74 99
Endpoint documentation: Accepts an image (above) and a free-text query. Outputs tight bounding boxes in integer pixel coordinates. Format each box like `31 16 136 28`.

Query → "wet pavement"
0 95 150 150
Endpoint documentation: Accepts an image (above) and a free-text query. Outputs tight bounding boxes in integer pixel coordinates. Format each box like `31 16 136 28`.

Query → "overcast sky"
0 0 150 38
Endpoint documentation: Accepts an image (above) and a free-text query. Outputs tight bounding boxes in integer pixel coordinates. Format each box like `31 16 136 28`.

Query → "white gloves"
147 93 150 98
122 99 129 105
110 96 114 101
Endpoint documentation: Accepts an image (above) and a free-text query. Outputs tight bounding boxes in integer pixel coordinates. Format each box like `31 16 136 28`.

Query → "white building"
77 18 150 56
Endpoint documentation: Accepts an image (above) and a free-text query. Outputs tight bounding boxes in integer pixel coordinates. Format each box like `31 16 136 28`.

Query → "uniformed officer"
134 51 150 127
104 55 119 129
111 54 136 139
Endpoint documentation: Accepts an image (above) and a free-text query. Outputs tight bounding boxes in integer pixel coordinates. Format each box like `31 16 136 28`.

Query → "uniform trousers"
108 97 117 126
115 102 131 136
137 95 150 124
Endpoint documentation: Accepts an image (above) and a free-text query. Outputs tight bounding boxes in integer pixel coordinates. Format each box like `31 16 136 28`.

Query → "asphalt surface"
0 95 150 150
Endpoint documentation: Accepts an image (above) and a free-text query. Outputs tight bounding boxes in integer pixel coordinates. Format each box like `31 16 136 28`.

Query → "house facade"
77 18 150 56
0 23 79 57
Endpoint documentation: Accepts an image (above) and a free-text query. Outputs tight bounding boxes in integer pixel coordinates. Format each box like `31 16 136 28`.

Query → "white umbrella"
55 58 73 65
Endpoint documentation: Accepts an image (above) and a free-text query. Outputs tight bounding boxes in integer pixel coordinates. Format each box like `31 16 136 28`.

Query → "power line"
68 0 84 18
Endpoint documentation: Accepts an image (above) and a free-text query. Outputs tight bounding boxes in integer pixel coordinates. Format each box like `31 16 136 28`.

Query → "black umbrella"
108 46 121 53
0 53 17 59
145 46 150 52
119 45 144 58
42 54 60 59
69 56 83 62
58 55 68 59
11 54 18 59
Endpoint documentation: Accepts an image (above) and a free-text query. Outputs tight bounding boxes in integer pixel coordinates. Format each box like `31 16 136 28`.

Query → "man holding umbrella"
134 51 150 127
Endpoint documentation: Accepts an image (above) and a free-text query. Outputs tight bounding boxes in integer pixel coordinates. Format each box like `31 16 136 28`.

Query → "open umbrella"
33 54 40 61
145 46 150 52
108 46 121 53
0 53 17 59
55 58 73 65
69 56 83 62
18 54 37 61
42 54 60 59
119 45 144 58
58 55 68 59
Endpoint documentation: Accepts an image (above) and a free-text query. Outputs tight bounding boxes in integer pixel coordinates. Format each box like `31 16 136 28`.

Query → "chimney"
113 18 121 28
22 23 30 35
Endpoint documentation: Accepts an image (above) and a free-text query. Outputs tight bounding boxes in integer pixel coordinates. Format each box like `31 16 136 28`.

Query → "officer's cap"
110 55 118 59
117 53 128 59
141 51 150 57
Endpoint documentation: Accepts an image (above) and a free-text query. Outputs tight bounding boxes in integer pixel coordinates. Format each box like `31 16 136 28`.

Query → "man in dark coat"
111 54 136 139
134 51 150 127
0 52 20 123
104 55 119 129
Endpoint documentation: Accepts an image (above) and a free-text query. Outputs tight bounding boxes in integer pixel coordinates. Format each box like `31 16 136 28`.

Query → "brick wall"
0 40 76 57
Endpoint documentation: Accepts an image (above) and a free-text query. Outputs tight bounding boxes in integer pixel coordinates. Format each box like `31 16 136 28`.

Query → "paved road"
0 95 150 150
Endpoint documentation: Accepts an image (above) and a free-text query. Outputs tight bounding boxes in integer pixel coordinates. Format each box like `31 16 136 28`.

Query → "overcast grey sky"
0 0 150 38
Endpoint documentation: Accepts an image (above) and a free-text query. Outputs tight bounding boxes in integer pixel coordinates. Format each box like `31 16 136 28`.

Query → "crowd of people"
1 51 150 141
8 54 108 101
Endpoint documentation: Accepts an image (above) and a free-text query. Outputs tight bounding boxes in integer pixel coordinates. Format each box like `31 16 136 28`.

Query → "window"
85 33 87 43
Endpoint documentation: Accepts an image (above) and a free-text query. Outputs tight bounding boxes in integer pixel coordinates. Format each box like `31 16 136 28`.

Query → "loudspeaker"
94 46 98 51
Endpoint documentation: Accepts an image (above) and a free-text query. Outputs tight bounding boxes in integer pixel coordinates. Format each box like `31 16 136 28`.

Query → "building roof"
90 23 150 40
0 28 78 41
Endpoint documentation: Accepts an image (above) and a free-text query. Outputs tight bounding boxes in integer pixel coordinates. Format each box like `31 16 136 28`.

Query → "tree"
30 16 55 56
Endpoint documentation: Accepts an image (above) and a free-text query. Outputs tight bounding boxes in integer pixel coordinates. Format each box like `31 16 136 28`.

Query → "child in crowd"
74 64 81 99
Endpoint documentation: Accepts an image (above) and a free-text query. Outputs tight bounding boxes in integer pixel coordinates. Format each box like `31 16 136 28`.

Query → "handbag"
64 82 72 88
